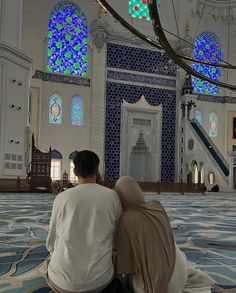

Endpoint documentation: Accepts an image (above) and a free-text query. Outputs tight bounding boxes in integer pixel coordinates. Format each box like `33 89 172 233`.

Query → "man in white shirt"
46 150 124 293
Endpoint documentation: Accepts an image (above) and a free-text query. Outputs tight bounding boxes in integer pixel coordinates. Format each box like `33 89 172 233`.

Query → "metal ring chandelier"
98 0 236 92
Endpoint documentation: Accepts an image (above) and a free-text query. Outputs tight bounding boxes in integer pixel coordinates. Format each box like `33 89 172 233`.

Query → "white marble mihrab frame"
120 96 162 181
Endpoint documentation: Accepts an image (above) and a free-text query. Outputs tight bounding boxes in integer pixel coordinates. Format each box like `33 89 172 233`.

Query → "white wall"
196 100 227 158
21 0 99 177
19 0 236 180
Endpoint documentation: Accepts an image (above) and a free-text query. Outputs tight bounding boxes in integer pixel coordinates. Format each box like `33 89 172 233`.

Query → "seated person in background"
51 180 61 195
211 184 219 192
115 176 215 293
46 150 127 293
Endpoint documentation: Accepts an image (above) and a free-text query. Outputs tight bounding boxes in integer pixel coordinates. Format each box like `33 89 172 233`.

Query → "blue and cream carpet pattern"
0 192 236 292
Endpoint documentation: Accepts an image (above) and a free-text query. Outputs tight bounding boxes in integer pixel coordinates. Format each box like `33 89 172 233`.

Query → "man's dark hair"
73 150 100 178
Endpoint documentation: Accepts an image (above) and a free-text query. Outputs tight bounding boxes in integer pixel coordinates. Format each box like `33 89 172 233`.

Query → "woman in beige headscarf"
114 176 215 293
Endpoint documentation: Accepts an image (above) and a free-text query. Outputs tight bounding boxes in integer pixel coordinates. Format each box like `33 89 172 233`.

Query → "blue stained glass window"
49 94 62 124
192 32 223 95
129 0 160 21
196 108 203 126
209 111 218 137
47 2 88 76
71 96 84 125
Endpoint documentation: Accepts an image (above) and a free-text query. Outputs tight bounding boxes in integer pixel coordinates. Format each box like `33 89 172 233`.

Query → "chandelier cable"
98 0 236 70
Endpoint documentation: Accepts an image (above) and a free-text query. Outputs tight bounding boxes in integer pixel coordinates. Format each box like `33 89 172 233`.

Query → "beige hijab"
115 176 176 293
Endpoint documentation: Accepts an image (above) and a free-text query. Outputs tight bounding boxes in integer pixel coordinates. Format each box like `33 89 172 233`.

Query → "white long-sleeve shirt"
46 183 122 292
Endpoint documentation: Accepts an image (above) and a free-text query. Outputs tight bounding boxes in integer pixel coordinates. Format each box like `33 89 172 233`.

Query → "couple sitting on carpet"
46 150 215 293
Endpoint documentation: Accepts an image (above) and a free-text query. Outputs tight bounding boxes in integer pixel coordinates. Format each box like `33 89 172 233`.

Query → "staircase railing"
189 119 229 177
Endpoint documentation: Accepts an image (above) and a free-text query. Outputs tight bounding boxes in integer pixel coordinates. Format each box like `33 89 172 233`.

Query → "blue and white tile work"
105 42 177 181
0 192 236 292
105 83 176 181
106 43 177 77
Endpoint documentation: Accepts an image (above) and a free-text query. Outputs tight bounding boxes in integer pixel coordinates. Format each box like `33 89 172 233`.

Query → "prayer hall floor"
0 192 235 292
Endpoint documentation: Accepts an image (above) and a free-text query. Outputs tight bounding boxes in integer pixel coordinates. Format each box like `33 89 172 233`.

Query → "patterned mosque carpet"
0 192 236 292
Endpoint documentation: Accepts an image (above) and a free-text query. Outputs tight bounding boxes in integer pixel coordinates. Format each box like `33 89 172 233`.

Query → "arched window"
47 2 88 76
191 161 199 184
129 0 160 21
208 172 215 185
51 149 62 180
69 151 78 182
192 32 223 95
49 93 62 124
71 96 84 125
196 108 203 126
209 111 218 137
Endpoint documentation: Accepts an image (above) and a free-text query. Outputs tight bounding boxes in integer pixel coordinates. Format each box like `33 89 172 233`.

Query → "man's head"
73 150 100 181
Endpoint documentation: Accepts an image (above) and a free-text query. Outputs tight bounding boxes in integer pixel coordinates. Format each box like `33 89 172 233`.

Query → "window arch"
209 111 218 137
192 32 223 95
196 108 203 126
129 0 160 21
47 2 88 76
71 95 84 125
51 149 62 181
49 93 62 124
69 151 78 182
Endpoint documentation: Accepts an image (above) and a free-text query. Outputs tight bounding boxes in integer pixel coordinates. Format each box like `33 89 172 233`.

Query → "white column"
90 44 106 177
0 0 22 49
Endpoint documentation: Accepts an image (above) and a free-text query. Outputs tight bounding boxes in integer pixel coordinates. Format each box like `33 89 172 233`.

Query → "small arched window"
51 149 63 180
129 0 160 21
69 151 78 182
192 32 223 95
208 172 215 185
209 111 218 137
47 2 88 76
71 95 84 125
196 108 203 126
49 93 62 124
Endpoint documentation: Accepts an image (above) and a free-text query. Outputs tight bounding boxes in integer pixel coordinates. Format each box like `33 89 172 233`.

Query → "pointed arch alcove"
120 95 162 181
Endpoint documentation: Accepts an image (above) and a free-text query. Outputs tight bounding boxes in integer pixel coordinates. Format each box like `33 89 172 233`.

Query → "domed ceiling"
192 0 236 22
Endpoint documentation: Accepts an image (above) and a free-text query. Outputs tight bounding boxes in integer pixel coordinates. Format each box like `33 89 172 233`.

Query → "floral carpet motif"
0 192 235 292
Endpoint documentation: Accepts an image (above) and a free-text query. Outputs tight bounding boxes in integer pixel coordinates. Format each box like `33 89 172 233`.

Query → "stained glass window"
49 94 62 124
71 96 84 125
209 111 218 137
192 32 223 95
196 108 203 126
129 0 160 21
47 2 88 76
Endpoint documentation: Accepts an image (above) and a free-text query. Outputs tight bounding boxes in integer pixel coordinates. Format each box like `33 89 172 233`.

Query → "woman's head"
115 176 145 209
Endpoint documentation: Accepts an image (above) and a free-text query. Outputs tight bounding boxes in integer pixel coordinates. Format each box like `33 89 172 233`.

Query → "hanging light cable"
98 0 236 70
147 0 236 91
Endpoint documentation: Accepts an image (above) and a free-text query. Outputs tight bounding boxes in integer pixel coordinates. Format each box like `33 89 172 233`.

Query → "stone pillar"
0 1 32 178
0 0 23 49
90 20 109 178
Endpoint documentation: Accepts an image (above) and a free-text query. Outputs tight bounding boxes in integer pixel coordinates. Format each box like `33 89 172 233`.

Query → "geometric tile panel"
107 43 177 77
105 82 176 181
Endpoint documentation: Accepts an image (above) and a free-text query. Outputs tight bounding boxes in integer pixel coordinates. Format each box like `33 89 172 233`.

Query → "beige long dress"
132 244 215 293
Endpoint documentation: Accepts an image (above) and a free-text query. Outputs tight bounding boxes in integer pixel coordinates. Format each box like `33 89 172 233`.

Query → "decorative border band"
107 70 176 88
198 94 236 104
32 70 90 87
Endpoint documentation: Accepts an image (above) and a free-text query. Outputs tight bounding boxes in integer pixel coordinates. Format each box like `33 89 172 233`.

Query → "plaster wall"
0 0 22 49
195 100 227 158
39 81 91 175
21 0 98 177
